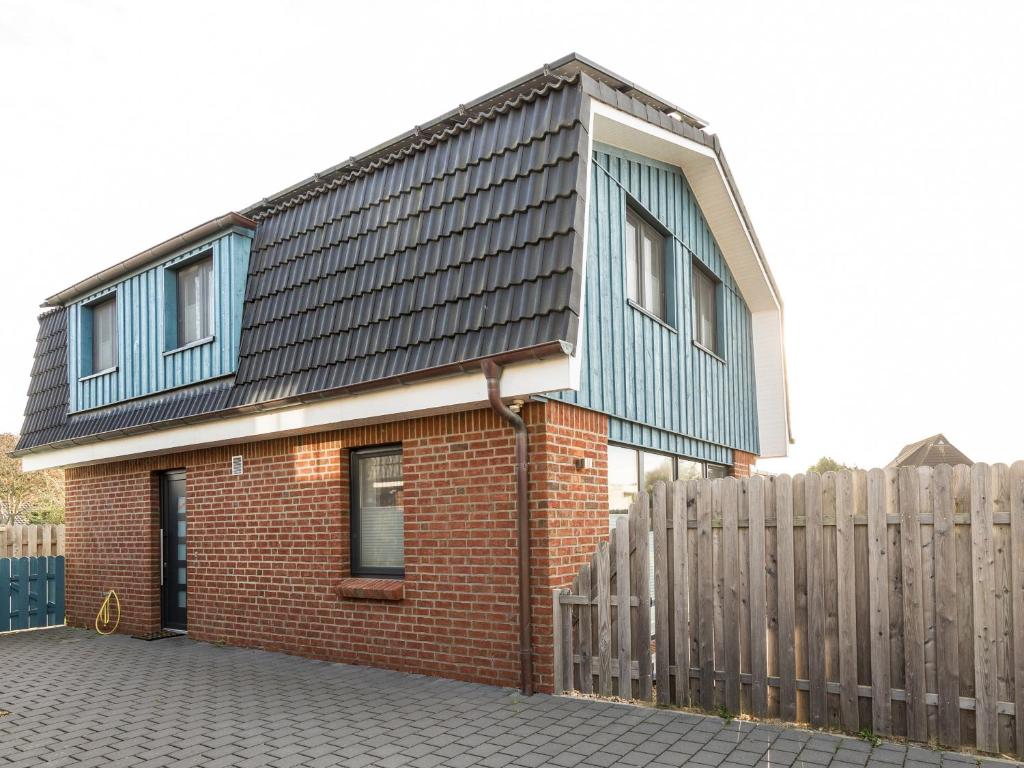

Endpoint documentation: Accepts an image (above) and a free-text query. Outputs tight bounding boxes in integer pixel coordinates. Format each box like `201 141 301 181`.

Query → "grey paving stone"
0 627 994 768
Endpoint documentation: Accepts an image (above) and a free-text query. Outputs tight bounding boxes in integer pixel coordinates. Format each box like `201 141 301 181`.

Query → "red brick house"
14 54 790 694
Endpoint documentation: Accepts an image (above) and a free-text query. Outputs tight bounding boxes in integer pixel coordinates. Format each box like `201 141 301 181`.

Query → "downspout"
481 359 533 695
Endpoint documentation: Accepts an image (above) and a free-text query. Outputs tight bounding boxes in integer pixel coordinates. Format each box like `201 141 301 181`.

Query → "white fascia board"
588 99 790 457
568 103 597 390
589 101 778 313
750 310 789 458
20 355 575 471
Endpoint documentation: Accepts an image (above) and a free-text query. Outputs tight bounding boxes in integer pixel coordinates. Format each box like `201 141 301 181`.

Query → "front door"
160 470 187 631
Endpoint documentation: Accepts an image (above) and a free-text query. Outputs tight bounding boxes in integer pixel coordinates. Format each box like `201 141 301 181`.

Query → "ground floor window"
350 446 404 577
607 444 728 519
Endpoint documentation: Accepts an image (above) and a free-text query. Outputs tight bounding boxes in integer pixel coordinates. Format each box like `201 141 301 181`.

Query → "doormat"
131 630 184 641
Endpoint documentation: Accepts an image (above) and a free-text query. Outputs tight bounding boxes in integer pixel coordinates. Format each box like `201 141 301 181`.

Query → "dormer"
46 213 255 413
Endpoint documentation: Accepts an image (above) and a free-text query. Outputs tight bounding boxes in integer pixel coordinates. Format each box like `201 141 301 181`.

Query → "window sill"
79 366 118 382
164 336 215 356
336 577 404 601
627 300 676 333
693 341 726 364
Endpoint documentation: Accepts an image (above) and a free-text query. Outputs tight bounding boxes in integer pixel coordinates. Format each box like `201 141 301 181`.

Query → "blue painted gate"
1 556 65 632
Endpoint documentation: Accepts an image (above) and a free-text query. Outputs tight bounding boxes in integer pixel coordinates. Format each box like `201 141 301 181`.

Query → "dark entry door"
161 470 187 630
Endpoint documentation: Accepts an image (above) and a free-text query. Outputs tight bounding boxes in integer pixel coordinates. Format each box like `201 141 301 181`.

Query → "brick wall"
64 400 607 693
730 449 757 478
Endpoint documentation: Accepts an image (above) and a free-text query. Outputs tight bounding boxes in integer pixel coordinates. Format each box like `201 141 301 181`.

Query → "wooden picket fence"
0 524 65 558
553 464 1024 757
1 556 66 632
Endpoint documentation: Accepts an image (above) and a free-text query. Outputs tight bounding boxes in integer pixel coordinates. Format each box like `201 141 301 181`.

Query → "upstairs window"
625 206 667 321
351 447 405 577
692 261 720 354
175 256 214 346
88 296 118 374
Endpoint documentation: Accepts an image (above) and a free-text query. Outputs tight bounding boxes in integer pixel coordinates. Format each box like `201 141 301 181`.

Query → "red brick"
64 400 607 693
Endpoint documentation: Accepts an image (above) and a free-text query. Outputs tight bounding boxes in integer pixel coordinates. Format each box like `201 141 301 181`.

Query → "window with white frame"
175 256 214 347
625 205 668 321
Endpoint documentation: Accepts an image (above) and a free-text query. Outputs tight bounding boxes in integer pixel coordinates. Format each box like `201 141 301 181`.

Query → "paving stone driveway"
0 628 1015 768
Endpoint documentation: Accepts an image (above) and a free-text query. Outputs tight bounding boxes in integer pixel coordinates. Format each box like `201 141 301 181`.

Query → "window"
606 447 735 522
88 297 117 373
707 463 728 479
692 261 719 353
641 451 673 494
608 445 639 516
176 256 214 346
625 206 667 320
351 447 404 577
676 459 704 481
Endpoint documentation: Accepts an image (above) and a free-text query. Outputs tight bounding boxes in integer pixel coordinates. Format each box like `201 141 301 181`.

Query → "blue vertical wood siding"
67 229 252 412
554 144 759 461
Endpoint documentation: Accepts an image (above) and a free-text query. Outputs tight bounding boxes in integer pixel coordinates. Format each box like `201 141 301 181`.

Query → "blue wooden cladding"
554 145 759 462
1 556 65 633
66 228 252 412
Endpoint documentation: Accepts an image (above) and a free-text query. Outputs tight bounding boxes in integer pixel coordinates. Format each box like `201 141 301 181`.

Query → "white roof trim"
589 100 790 457
20 356 575 471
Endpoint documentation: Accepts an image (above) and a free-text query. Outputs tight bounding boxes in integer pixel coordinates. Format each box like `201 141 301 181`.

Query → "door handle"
160 528 164 586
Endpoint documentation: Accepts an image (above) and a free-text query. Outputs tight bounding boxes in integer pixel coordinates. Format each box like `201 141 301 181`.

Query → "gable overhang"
587 99 792 458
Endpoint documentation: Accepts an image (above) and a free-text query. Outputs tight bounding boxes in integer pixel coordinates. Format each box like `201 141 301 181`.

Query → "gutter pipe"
481 359 533 696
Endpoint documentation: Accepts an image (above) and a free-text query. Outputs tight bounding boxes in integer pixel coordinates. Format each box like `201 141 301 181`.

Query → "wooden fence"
1 556 66 632
553 464 1024 758
0 524 65 558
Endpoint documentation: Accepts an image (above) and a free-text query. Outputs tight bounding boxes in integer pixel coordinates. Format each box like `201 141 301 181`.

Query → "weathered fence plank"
616 516 632 699
722 478 741 714
697 479 715 709
1011 461 1024 760
748 475 768 717
836 470 860 732
553 466 1019 757
578 562 593 694
972 464 999 753
901 466 929 742
634 492 652 701
933 464 960 748
597 541 612 695
653 484 670 705
867 468 893 736
672 480 689 707
805 471 828 727
0 525 65 558
776 474 797 721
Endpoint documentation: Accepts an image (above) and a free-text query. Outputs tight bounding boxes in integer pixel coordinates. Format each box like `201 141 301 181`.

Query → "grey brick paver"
0 627 995 768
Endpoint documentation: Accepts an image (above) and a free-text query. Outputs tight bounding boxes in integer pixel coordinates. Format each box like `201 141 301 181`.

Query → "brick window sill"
336 578 404 601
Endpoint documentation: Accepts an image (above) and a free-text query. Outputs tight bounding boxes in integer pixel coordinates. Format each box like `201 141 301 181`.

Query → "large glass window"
176 256 214 346
692 261 719 353
351 447 404 577
90 297 117 373
676 458 704 481
641 451 673 493
625 206 667 321
608 445 639 517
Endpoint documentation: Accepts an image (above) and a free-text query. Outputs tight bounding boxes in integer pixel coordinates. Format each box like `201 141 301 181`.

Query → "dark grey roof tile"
19 74 589 453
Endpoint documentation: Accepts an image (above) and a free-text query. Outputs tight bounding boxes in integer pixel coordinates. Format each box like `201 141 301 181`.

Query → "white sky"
1 0 1022 474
